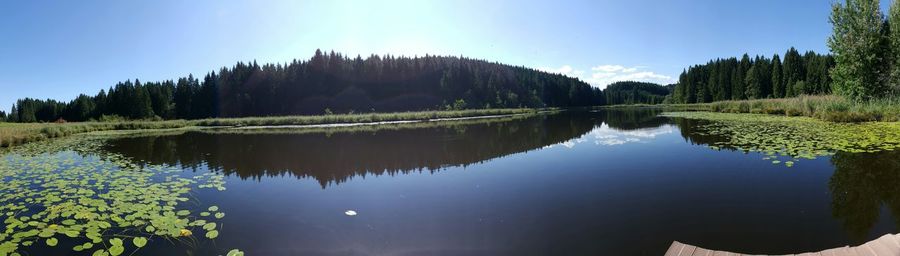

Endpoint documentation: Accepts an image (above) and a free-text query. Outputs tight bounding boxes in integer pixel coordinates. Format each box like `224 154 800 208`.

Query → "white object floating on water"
345 210 357 216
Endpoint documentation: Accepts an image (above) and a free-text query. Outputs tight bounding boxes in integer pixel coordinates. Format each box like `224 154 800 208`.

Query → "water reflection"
94 108 900 254
107 109 673 187
830 150 900 242
107 112 603 187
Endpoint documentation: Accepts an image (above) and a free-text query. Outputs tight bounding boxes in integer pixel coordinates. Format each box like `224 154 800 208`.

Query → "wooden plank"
666 234 900 256
853 243 879 256
679 244 697 256
819 246 842 256
870 235 900 255
886 234 900 249
692 248 712 256
874 235 900 253
666 242 686 256
666 242 683 256
712 251 735 256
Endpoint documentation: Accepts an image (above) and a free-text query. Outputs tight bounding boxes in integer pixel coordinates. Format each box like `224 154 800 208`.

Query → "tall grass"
0 108 535 148
662 95 900 122
193 108 534 126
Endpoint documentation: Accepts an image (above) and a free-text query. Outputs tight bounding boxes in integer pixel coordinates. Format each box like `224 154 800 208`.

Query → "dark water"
95 109 900 255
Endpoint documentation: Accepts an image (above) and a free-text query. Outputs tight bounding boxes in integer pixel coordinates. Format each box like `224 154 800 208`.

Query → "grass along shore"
0 108 537 148
606 95 900 123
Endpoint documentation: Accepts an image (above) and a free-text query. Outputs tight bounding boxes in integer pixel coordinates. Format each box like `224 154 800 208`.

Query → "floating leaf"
133 237 147 248
46 237 58 246
205 230 219 239
0 132 231 255
109 245 124 256
227 249 245 256
215 212 225 219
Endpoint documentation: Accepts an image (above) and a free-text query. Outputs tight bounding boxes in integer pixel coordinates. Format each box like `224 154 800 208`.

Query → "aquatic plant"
0 138 233 255
665 112 900 166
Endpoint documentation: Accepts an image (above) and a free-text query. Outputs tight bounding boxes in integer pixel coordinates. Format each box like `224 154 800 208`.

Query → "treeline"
603 81 673 105
3 50 604 122
672 48 834 104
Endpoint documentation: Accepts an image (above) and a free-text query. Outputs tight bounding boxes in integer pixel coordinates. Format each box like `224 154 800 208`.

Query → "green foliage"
445 99 468 110
890 0 900 91
828 0 891 100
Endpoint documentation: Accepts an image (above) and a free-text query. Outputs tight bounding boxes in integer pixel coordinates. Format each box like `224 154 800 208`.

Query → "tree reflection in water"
102 108 900 246
829 150 900 242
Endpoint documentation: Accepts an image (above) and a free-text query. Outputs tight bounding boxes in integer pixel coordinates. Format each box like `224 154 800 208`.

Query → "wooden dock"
665 234 900 256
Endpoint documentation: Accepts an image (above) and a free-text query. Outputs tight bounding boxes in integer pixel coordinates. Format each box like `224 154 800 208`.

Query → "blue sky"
0 0 861 109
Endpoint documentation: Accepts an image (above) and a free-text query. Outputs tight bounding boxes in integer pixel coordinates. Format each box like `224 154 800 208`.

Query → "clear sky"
0 0 865 109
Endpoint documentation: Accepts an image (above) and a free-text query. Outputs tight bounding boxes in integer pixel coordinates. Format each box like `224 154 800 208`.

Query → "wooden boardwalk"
665 234 900 256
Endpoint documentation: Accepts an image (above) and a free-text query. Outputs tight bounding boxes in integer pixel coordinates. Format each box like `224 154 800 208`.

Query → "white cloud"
540 64 675 90
539 65 574 75
591 65 638 73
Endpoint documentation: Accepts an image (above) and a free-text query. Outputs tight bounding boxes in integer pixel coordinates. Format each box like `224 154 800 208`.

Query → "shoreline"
0 108 544 148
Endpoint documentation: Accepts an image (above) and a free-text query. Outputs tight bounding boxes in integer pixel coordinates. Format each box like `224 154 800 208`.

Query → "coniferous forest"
4 50 605 122
602 81 673 105
671 48 834 104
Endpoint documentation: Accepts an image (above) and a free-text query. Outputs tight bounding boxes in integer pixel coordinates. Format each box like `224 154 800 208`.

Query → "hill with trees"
3 50 605 122
603 81 673 105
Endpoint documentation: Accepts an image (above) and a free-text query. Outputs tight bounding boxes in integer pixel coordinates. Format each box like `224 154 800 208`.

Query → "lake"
2 109 899 255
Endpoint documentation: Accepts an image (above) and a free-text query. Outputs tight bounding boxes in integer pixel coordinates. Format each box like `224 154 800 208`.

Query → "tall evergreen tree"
783 47 805 97
771 54 784 98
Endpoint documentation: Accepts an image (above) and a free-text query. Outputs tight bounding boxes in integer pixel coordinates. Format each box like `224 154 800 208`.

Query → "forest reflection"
829 150 900 243
104 108 900 239
106 109 667 187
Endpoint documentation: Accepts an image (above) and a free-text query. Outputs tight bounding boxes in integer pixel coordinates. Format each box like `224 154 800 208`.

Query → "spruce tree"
771 54 784 98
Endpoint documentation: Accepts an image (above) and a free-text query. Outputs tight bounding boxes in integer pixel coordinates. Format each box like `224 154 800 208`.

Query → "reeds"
0 108 534 148
659 95 900 122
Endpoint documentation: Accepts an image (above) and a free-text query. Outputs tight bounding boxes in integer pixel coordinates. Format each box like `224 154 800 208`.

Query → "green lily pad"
133 237 147 248
227 249 245 256
205 230 219 239
46 237 58 246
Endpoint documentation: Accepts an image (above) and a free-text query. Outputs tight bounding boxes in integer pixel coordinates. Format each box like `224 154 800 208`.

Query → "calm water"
90 109 900 255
